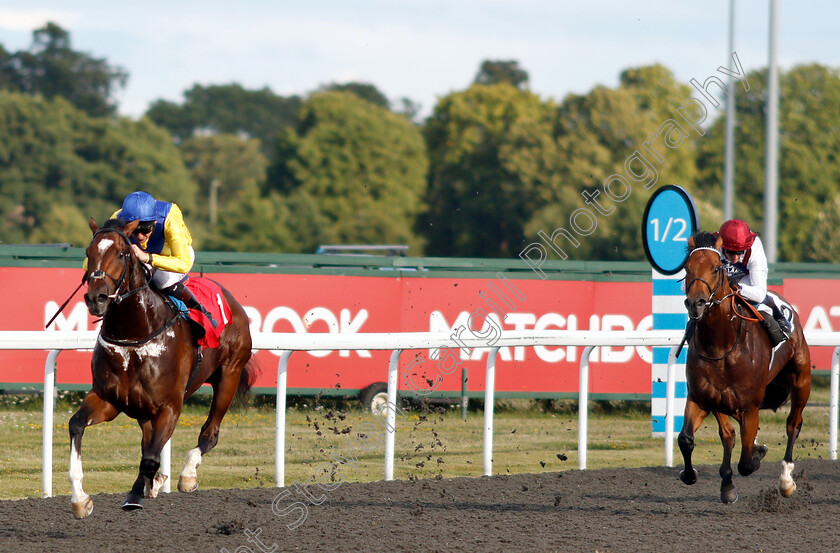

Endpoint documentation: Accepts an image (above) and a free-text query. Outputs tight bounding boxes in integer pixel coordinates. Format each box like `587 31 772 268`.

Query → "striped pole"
651 269 688 436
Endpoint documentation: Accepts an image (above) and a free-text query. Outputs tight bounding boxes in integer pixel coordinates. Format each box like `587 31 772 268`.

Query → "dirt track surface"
3 458 840 553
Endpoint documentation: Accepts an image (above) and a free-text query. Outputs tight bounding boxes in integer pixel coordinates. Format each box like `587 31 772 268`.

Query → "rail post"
483 348 500 476
665 345 679 467
42 350 59 498
384 349 401 481
831 347 839 460
578 346 594 470
461 367 468 421
161 440 171 493
275 350 292 487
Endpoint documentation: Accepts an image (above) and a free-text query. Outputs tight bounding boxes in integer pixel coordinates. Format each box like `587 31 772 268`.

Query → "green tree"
265 91 428 252
422 83 559 257
0 91 194 245
473 60 529 88
1 22 128 117
207 182 331 253
529 64 701 261
145 84 301 156
696 64 840 261
179 134 268 231
320 82 390 109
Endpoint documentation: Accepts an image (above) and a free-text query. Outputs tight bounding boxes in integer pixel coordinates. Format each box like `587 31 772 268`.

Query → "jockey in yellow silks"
113 191 217 328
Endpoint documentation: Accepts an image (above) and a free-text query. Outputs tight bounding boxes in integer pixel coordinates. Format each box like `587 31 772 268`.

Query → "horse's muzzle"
84 291 109 316
685 297 709 320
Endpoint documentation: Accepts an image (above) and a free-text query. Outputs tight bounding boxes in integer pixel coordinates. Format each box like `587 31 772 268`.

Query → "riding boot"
762 296 792 340
760 313 787 348
165 281 218 328
771 305 792 339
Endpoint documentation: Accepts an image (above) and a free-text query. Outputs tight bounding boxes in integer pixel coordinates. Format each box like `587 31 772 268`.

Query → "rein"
87 228 150 304
87 226 181 347
685 247 756 361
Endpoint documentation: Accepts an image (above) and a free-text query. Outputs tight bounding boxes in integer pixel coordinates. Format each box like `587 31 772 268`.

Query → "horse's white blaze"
68 441 88 504
96 238 115 254
180 447 202 479
779 460 796 496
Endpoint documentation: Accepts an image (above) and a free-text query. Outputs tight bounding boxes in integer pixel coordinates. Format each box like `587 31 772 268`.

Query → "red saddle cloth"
184 277 231 348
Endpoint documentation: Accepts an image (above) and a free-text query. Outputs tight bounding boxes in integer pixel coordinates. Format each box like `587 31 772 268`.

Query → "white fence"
2 329 840 498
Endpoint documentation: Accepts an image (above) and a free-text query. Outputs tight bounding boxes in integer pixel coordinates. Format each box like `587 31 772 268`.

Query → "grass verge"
0 381 833 500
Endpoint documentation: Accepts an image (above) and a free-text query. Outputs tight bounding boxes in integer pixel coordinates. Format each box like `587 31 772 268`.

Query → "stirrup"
777 319 791 339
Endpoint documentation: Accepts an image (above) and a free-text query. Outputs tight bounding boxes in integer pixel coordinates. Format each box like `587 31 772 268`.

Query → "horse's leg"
678 399 708 485
68 392 118 519
779 360 811 498
123 407 179 510
179 361 244 492
735 407 762 477
713 412 738 504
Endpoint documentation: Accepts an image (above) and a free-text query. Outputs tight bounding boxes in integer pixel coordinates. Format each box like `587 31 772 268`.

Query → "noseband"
86 227 148 304
684 247 729 321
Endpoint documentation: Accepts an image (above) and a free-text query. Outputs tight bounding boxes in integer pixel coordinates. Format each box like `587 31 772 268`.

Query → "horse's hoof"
679 468 698 485
122 493 144 511
72 496 94 519
779 482 797 498
144 473 168 499
754 444 769 462
178 475 198 492
721 487 738 504
778 460 796 497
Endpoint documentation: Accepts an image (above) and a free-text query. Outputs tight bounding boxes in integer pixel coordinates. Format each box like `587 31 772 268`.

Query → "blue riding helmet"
121 191 157 222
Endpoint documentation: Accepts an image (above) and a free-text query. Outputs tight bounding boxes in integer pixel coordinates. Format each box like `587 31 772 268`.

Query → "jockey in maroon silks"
717 219 790 346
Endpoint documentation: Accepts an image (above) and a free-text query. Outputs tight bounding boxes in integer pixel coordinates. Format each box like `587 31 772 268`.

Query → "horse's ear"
715 235 724 250
124 219 140 235
89 217 99 234
688 234 696 250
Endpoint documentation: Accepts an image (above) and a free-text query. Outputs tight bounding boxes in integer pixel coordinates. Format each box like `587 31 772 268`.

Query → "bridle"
86 227 149 304
684 246 747 361
86 227 180 346
683 247 733 321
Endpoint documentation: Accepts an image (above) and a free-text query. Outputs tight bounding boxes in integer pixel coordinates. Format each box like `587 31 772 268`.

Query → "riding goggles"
723 249 746 257
133 221 155 235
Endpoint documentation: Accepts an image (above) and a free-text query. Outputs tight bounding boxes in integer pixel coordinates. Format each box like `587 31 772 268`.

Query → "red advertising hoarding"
1 265 837 399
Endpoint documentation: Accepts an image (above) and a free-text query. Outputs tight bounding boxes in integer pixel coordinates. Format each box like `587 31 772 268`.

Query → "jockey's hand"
131 244 151 263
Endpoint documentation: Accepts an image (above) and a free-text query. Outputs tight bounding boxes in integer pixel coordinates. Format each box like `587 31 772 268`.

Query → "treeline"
1 23 839 262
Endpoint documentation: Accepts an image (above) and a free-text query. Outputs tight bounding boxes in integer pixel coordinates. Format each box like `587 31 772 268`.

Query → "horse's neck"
102 269 165 336
697 294 739 347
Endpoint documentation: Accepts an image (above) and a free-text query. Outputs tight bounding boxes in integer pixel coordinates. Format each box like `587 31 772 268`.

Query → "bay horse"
69 217 256 519
679 231 811 503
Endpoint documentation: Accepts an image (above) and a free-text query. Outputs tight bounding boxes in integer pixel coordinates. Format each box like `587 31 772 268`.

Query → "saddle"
168 278 230 348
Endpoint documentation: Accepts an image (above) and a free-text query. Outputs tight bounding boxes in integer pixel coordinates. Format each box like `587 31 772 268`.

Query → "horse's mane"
690 231 718 250
102 218 128 230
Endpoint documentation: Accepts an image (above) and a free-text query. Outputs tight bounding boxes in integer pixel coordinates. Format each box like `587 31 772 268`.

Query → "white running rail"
2 329 839 496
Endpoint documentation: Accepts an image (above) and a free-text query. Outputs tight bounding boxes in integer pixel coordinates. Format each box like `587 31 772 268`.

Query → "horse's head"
83 217 140 316
684 231 729 321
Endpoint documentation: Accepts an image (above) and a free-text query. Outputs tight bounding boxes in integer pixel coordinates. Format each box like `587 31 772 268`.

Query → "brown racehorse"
69 217 256 519
679 231 811 503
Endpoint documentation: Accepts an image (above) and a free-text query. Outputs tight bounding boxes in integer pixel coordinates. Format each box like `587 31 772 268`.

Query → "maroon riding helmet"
717 219 756 252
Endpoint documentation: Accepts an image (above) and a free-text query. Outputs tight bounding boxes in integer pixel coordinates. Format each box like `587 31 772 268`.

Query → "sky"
0 1 838 119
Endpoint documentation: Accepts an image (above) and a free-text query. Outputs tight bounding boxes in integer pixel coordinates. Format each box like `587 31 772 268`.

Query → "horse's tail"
237 355 261 397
